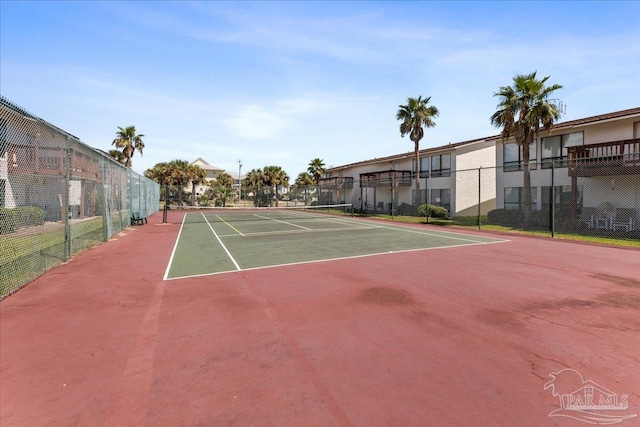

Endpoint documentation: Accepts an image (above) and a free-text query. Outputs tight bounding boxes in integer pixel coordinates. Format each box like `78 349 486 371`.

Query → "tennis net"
181 203 354 223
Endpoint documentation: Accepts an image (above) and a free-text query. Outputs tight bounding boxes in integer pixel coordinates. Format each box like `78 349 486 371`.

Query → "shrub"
0 206 45 234
396 203 419 216
0 208 18 234
16 206 45 226
487 209 524 226
418 204 449 220
529 209 551 229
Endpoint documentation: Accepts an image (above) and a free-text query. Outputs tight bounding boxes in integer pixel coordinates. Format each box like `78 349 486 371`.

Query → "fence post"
101 157 109 242
63 136 72 261
478 167 482 230
551 161 555 238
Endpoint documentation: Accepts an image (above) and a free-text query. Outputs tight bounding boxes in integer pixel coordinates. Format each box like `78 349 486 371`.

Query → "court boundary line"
215 214 245 236
217 225 379 238
162 214 188 280
372 223 495 244
202 213 242 271
253 214 312 231
164 238 509 281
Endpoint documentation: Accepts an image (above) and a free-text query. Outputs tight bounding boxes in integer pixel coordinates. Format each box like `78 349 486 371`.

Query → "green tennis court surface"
164 208 507 280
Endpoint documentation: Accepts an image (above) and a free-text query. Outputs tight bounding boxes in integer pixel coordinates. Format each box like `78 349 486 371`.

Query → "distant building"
189 158 224 196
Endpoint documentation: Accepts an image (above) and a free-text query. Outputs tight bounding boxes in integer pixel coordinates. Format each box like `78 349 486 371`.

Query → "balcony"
7 144 100 180
318 176 354 190
568 138 640 177
360 170 412 187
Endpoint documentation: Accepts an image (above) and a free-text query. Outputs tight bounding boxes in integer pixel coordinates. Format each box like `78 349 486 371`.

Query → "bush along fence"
0 97 160 298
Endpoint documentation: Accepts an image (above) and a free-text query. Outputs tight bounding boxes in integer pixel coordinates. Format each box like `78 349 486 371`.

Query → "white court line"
164 238 509 281
253 213 312 230
215 214 245 236
217 225 377 238
162 213 188 280
202 213 242 271
365 221 507 244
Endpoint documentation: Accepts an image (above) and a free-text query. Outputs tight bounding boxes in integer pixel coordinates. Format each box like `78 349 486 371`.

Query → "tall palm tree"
112 126 145 168
187 164 207 206
490 71 563 221
167 159 191 206
295 172 315 186
263 165 290 207
243 168 265 206
212 172 234 207
294 172 315 205
145 162 173 210
108 149 126 165
396 96 439 205
307 158 326 184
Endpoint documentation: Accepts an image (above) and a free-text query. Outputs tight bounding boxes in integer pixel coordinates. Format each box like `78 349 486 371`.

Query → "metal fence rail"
1 97 160 298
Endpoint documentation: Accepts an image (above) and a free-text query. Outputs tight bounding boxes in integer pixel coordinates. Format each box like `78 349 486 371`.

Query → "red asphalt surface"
1 210 639 426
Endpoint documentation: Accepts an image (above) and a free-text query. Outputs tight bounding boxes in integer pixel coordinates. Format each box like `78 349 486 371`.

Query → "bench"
130 211 147 225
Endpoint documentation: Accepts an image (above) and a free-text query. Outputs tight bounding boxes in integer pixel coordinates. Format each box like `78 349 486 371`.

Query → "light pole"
238 159 242 203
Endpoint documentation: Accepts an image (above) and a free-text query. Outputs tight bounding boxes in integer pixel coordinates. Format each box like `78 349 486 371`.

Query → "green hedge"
0 207 46 235
418 204 450 220
396 203 419 216
487 208 559 230
487 209 524 226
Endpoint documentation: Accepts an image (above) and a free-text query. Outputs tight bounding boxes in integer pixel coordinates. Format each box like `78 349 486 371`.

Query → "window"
541 185 583 212
430 188 451 212
541 131 583 168
431 154 451 177
411 157 430 178
504 187 537 211
503 140 537 172
0 179 4 207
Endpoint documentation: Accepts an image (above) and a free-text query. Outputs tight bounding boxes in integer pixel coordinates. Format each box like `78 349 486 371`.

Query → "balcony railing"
567 138 640 177
318 176 354 189
7 144 101 180
360 170 412 187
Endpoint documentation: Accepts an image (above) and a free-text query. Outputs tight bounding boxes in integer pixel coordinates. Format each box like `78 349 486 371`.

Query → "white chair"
578 207 596 228
595 202 615 230
611 208 636 232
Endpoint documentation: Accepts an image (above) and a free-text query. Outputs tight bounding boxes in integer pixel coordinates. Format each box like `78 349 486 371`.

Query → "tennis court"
164 205 507 279
1 209 638 426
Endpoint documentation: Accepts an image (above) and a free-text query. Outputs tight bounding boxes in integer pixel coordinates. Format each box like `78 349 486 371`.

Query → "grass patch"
1 216 114 298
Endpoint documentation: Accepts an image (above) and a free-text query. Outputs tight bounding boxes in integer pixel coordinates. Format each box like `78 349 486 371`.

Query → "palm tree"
294 172 315 205
490 71 563 222
263 165 290 207
112 126 145 168
307 158 326 184
243 168 265 206
396 96 439 205
212 172 234 207
108 149 126 165
167 159 191 206
145 162 173 210
187 164 207 206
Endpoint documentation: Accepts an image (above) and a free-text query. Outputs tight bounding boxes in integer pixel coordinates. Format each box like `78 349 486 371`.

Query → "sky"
2 1 639 180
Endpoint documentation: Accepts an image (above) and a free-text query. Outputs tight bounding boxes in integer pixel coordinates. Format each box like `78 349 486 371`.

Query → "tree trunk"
522 131 532 224
414 140 421 206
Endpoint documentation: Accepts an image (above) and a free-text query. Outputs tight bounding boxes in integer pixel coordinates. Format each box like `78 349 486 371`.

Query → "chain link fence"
1 97 160 298
239 160 639 245
315 158 639 242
